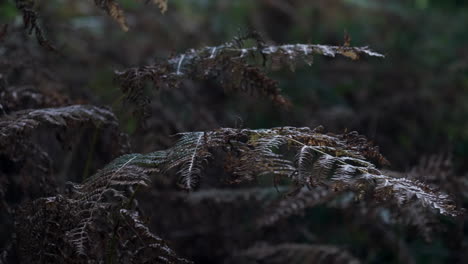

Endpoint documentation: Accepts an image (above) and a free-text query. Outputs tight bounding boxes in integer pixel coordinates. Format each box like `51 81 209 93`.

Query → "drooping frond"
115 34 384 115
225 243 360 264
161 127 459 216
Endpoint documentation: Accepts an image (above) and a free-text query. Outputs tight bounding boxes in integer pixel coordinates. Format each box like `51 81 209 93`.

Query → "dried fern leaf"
115 36 384 115
162 127 459 216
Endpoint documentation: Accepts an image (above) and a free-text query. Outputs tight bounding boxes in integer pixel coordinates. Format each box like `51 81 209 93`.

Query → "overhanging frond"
115 35 384 115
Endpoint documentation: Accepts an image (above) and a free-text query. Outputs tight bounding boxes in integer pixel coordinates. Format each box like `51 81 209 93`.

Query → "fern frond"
115 35 383 115
161 127 459 216
226 243 360 264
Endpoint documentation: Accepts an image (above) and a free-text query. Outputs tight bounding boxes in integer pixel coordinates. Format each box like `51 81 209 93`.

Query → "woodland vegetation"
0 0 467 263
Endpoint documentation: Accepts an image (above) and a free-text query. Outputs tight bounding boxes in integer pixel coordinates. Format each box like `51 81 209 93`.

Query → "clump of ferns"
115 32 384 117
15 126 461 261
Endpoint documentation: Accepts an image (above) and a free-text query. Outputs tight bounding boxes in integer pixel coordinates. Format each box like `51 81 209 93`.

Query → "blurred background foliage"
1 0 468 263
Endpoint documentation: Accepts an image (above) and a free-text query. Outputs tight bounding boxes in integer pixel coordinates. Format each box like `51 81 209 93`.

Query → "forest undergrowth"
0 1 467 263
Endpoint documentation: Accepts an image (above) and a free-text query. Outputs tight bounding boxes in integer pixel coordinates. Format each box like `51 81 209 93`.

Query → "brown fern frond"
225 243 360 264
161 127 459 216
115 36 383 116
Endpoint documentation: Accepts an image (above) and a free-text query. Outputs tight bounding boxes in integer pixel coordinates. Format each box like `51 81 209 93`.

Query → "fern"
12 125 462 261
160 127 458 216
115 34 384 116
66 152 164 255
15 151 190 263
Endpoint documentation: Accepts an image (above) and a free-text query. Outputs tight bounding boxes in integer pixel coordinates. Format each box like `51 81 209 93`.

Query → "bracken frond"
115 34 384 116
159 127 459 216
88 126 457 217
